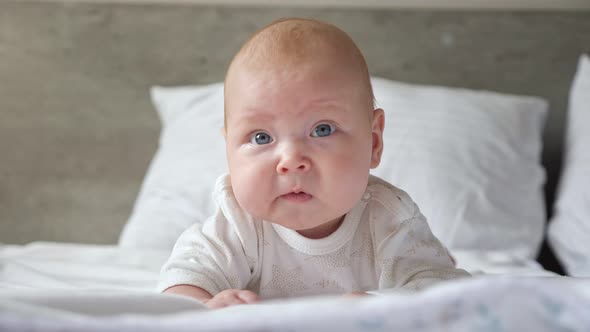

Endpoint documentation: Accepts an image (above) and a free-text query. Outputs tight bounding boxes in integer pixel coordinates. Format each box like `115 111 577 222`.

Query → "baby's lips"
281 192 313 202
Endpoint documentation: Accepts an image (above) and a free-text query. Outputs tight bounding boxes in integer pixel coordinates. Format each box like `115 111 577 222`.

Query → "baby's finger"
211 296 240 308
238 290 259 303
225 294 248 306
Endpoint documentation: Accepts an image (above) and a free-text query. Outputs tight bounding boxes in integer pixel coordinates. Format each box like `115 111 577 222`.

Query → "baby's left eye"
311 124 335 137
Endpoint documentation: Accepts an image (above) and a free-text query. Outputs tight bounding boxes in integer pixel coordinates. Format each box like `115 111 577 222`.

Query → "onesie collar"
271 194 369 256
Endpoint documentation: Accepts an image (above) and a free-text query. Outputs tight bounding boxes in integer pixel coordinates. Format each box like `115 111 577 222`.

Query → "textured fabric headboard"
1 2 589 261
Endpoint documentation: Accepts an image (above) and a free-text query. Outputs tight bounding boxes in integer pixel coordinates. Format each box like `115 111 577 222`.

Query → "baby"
158 18 469 308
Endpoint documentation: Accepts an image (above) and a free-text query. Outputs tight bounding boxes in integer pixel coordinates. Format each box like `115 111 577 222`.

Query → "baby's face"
224 60 383 237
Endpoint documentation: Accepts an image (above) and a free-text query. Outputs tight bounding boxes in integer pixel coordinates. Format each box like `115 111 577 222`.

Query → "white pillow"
548 54 590 276
119 83 226 249
369 78 547 259
119 78 548 259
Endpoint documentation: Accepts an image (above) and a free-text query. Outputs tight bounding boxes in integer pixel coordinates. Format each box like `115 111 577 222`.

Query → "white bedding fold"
1 277 589 332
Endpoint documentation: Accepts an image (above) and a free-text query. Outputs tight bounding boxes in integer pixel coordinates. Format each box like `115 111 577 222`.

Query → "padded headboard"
1 2 589 262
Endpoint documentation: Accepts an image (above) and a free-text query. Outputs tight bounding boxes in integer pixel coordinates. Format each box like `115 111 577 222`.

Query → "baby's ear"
370 108 385 169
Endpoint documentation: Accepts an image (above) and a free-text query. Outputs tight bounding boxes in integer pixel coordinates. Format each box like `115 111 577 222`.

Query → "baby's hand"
205 289 259 309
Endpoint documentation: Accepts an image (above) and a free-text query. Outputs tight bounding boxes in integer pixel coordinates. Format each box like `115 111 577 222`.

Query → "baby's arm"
376 203 470 292
158 209 259 308
164 284 213 302
164 285 258 308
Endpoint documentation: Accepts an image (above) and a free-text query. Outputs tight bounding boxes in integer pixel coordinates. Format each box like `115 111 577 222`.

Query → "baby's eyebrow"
230 100 348 129
305 97 346 109
228 109 275 132
303 97 356 117
235 108 276 123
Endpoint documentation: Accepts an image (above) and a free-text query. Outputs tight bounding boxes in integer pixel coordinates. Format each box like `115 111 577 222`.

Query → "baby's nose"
277 160 310 174
276 149 311 174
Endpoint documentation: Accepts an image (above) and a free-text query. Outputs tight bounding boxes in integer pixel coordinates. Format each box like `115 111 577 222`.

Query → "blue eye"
250 131 273 145
311 124 335 137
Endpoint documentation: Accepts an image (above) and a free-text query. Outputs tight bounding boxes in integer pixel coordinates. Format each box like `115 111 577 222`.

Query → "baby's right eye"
250 131 273 145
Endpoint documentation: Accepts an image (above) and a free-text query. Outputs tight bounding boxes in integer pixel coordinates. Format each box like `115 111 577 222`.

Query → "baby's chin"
236 195 352 231
261 211 345 233
249 210 321 229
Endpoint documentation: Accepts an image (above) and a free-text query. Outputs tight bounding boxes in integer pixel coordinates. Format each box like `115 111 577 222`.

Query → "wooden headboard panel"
1 2 588 265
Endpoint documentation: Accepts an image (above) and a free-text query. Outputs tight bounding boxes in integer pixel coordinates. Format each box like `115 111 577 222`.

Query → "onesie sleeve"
157 208 258 296
373 195 470 292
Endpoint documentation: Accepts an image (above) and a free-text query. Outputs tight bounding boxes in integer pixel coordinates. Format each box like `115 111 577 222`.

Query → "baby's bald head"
224 18 374 127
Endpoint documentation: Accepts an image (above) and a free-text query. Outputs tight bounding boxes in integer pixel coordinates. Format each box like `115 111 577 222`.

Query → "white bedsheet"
0 242 167 291
1 242 588 331
0 242 556 291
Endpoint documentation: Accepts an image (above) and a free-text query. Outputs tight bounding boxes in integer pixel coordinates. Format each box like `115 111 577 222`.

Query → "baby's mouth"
281 191 313 202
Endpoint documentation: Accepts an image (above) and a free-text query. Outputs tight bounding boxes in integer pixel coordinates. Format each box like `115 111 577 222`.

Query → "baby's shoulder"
364 175 418 222
213 173 233 200
213 174 258 236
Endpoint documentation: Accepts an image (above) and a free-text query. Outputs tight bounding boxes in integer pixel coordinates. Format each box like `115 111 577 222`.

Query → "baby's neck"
296 215 345 239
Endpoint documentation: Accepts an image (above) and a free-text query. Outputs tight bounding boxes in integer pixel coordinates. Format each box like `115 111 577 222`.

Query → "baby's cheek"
231 170 268 219
331 158 370 203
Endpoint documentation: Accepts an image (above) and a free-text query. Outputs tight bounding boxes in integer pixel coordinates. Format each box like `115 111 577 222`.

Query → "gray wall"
1 2 589 245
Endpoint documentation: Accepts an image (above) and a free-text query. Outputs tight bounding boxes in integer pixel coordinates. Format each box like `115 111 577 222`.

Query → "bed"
1 1 590 330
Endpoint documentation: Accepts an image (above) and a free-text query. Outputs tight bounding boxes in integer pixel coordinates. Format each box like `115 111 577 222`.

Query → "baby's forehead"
224 18 374 126
226 75 372 126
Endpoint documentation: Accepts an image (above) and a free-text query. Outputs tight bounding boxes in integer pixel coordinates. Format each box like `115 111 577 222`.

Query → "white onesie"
158 174 469 299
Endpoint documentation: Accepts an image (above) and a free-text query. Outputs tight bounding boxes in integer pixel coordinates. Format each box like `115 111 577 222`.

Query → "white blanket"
1 242 588 331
